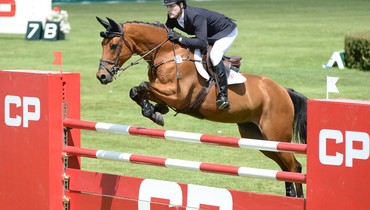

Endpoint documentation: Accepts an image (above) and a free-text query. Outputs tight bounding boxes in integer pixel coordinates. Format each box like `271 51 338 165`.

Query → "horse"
96 17 308 198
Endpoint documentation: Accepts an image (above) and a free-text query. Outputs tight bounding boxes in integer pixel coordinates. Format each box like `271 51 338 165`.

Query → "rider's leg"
210 28 238 110
213 61 230 110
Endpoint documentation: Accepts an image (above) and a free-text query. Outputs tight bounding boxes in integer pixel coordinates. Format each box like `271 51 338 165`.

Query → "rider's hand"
167 30 182 42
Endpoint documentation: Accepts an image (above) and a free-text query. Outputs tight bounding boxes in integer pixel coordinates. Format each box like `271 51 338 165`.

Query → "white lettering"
22 97 40 127
138 179 234 209
44 23 58 39
319 129 343 166
5 95 21 126
345 131 369 167
138 179 182 209
319 129 370 167
0 0 16 17
4 95 40 128
187 184 233 210
27 23 41 39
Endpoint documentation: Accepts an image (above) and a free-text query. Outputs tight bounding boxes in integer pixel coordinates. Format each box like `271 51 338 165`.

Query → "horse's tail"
287 88 307 144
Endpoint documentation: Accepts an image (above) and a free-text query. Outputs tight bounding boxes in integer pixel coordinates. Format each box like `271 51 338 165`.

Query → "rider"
163 0 237 111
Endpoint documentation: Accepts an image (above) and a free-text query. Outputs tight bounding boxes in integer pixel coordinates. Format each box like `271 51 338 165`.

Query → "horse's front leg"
136 82 170 114
129 82 166 126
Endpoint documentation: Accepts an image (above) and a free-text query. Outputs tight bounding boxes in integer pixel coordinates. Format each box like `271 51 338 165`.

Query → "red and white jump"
0 70 369 210
62 145 306 183
63 118 307 154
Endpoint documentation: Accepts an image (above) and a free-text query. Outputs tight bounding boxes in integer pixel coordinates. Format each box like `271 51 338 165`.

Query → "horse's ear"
96 16 110 29
106 17 123 33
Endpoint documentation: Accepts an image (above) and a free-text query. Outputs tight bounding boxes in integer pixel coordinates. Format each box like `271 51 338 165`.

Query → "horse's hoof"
285 182 297 197
154 104 169 115
286 189 297 197
153 112 164 126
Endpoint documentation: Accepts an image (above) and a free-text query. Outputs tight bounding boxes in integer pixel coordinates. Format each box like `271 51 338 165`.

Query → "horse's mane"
123 21 167 30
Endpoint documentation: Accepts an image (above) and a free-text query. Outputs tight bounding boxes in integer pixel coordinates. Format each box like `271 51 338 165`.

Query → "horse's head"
96 17 133 84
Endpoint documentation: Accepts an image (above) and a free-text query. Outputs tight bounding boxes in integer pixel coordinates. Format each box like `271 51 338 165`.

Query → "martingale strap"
177 78 216 118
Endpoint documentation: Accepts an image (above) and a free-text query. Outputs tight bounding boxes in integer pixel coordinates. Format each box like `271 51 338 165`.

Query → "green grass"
1 0 369 196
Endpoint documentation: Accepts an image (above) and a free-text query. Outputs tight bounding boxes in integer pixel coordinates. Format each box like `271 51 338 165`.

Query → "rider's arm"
180 15 208 49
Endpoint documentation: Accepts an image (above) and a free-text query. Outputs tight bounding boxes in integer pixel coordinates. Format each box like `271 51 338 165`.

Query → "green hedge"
344 31 370 71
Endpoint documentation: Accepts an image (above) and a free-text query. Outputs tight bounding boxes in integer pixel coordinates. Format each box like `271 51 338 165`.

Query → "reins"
116 37 170 77
100 24 189 81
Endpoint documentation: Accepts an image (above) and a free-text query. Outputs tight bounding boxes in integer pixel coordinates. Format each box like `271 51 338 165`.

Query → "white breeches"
210 27 238 66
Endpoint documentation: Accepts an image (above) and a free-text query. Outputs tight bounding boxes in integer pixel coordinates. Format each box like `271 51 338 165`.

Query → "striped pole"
63 118 307 154
63 146 306 183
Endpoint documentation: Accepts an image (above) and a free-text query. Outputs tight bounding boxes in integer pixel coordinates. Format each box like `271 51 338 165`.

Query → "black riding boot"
214 61 230 110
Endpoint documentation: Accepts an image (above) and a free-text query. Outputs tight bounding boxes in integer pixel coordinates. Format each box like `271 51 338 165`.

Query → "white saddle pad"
193 49 246 85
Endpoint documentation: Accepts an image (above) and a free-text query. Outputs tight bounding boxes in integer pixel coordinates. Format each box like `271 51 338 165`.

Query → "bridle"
99 29 169 79
99 31 128 78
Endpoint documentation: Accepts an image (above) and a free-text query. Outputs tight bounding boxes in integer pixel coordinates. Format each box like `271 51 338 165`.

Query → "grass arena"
1 70 369 210
0 0 369 209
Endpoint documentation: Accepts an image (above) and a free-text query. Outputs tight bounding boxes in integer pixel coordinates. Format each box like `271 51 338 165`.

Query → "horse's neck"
125 23 168 55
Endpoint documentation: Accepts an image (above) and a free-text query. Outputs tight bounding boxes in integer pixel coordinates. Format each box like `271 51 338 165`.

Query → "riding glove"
167 30 182 43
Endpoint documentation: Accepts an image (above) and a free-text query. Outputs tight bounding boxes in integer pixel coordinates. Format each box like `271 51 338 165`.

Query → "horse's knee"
130 82 150 100
139 81 150 91
129 87 141 104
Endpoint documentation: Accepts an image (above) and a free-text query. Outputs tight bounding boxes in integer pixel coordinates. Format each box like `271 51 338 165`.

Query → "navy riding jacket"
165 6 237 49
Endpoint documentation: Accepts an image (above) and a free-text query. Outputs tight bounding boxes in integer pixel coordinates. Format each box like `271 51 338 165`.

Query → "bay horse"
96 17 307 198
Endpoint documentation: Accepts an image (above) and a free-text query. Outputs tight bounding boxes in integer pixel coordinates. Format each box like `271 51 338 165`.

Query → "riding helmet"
163 0 186 6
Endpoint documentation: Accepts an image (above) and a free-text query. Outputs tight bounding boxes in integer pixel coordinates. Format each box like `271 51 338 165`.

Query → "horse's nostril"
100 74 106 80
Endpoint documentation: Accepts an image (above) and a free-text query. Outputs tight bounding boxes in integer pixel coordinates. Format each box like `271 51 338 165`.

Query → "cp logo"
319 129 369 167
4 95 40 128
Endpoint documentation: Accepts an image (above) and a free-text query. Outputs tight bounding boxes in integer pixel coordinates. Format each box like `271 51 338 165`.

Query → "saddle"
202 45 242 77
183 46 243 118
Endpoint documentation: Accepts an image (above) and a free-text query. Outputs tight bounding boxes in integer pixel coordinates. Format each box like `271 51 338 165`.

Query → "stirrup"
216 100 230 110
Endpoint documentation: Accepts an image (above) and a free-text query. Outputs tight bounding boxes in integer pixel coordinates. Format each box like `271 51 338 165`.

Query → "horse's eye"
110 43 118 51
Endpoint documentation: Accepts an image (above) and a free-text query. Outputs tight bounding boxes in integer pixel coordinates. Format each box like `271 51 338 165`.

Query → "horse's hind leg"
261 151 302 197
259 116 305 198
238 122 303 197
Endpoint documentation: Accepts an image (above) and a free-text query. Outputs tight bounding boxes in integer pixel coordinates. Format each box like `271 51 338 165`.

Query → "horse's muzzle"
96 69 113 85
